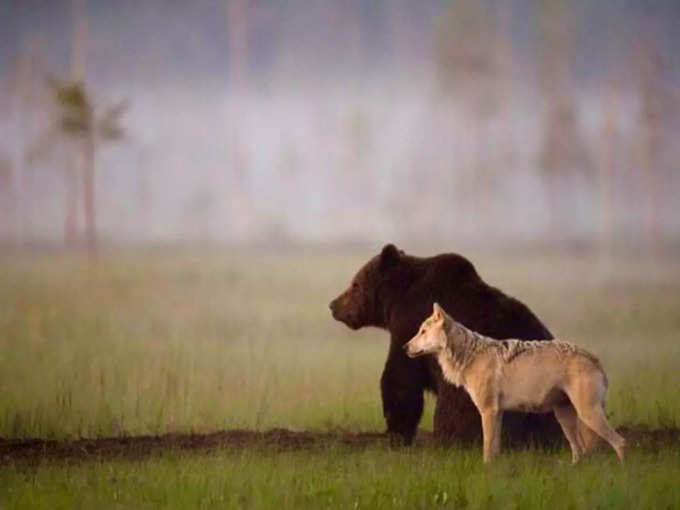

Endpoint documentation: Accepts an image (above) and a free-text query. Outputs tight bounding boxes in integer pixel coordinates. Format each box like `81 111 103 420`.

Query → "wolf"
404 303 625 464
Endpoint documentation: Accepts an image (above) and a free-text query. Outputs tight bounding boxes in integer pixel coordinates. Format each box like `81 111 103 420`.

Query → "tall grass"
1 249 679 439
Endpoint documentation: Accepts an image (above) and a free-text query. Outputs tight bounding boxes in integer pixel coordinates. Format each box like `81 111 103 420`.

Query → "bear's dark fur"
330 244 563 446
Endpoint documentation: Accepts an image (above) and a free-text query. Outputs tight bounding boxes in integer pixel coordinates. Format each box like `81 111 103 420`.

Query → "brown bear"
329 244 563 446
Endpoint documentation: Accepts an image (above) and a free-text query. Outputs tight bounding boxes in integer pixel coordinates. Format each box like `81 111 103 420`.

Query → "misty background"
1 0 679 250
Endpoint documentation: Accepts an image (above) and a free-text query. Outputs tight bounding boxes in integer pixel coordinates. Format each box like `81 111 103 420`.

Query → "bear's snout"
329 296 344 321
329 294 361 329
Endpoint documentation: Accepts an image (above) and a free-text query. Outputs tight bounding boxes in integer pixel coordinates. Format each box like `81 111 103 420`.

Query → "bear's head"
329 243 403 330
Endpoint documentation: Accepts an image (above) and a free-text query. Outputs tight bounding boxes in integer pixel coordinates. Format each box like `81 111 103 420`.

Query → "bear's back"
396 252 553 342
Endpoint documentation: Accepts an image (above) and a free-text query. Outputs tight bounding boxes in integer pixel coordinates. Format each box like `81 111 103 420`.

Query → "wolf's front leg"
481 409 501 463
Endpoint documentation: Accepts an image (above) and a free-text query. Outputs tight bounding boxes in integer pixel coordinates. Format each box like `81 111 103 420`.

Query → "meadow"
1 247 679 508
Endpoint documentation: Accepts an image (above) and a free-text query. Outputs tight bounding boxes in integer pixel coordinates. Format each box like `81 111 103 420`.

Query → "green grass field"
4 446 680 509
1 248 679 508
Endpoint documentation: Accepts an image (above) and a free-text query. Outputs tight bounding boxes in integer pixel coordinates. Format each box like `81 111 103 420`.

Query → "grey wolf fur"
405 303 625 464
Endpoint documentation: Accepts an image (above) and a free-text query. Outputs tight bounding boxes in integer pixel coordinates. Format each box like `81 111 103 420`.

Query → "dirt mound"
0 429 389 463
617 426 680 450
1 427 677 464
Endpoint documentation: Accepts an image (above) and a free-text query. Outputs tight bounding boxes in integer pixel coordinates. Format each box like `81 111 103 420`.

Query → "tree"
0 153 11 243
0 43 49 248
48 78 126 254
0 57 31 247
434 0 499 113
635 37 673 253
535 0 592 241
226 0 248 90
433 0 503 233
599 72 620 258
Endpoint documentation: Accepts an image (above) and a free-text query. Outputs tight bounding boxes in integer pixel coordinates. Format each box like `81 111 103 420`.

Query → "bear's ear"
379 243 400 270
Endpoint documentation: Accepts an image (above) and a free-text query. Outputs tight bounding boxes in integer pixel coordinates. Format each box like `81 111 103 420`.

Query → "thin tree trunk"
71 0 89 250
469 111 485 235
10 96 26 248
71 0 88 82
638 39 663 255
642 119 661 254
64 151 79 245
226 0 248 90
5 55 31 248
225 0 249 240
599 73 619 257
83 134 96 255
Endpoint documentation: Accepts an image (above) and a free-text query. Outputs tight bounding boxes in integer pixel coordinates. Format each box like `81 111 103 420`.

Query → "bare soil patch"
1 427 677 464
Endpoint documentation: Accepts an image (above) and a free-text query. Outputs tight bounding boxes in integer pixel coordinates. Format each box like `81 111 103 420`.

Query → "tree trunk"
70 0 89 250
83 134 96 256
599 74 619 258
10 103 26 248
64 149 79 246
226 0 248 90
642 118 661 254
637 39 663 255
71 0 88 82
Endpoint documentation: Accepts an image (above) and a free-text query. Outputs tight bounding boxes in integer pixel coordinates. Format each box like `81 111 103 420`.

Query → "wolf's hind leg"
577 418 600 454
575 404 625 463
554 403 584 463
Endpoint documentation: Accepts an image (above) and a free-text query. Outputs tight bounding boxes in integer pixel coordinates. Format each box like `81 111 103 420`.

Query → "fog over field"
2 5 680 507
2 0 679 248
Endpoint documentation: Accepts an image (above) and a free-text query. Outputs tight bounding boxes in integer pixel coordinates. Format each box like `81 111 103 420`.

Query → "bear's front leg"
380 342 425 445
433 382 481 444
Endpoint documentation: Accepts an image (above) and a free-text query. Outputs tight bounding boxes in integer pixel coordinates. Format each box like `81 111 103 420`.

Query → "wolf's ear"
434 303 451 328
433 302 443 319
379 243 400 270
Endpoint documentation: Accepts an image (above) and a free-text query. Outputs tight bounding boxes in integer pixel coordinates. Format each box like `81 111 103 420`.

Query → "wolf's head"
404 302 452 358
